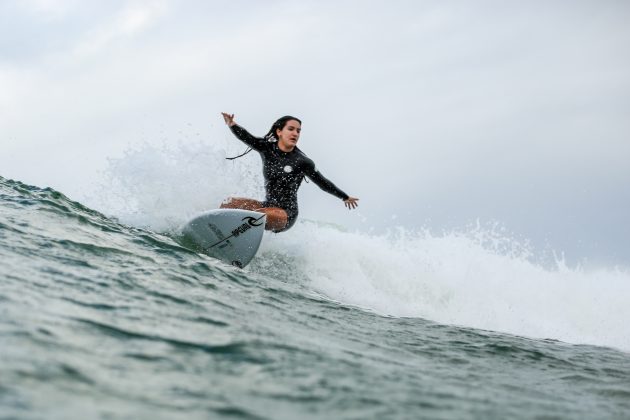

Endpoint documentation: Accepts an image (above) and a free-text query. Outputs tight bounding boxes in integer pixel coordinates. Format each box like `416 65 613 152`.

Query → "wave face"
93 140 630 350
2 175 630 419
258 222 630 350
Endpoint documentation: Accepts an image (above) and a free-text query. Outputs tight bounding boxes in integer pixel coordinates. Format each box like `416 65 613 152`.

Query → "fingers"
221 112 235 125
344 198 359 210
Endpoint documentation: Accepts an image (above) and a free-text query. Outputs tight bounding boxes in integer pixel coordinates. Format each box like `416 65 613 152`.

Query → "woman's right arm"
221 112 265 151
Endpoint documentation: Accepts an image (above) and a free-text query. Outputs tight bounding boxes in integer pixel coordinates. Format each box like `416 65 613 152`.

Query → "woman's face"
276 120 301 150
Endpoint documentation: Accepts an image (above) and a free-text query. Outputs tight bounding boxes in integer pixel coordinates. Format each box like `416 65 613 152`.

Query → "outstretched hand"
221 112 236 127
344 197 359 210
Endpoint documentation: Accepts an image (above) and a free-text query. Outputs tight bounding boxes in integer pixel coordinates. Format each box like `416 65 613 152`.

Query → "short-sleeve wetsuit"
230 124 349 232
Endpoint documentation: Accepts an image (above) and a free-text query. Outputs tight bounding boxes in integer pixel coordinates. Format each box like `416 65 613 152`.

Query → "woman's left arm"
305 162 359 210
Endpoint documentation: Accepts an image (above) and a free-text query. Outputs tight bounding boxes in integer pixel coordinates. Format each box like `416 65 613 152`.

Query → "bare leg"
220 197 263 211
220 197 288 232
257 207 288 232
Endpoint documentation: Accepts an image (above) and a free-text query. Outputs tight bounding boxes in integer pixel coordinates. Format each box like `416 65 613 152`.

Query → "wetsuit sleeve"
229 124 266 151
304 161 350 201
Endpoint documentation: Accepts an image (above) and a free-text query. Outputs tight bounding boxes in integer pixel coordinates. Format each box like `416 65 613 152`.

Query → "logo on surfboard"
207 214 266 249
243 216 264 227
231 216 264 237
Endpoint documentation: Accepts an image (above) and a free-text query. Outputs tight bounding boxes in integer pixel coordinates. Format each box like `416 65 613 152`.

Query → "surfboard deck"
178 209 266 268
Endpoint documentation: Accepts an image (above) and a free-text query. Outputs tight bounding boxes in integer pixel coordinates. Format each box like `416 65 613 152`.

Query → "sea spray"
91 138 630 351
2 175 629 419
92 137 264 231
255 221 630 351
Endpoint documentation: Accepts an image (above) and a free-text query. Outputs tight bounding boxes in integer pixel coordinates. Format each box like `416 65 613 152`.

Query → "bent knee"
260 208 288 232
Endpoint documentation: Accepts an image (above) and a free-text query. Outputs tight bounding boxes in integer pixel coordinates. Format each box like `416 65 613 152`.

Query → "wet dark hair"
226 115 302 160
264 115 302 141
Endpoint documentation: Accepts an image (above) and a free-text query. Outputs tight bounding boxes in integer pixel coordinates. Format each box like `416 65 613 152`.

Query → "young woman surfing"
220 113 359 233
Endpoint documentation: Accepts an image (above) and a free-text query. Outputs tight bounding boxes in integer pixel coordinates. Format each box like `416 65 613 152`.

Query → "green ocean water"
1 175 630 420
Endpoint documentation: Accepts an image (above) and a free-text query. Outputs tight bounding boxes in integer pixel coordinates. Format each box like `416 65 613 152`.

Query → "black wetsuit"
230 124 349 232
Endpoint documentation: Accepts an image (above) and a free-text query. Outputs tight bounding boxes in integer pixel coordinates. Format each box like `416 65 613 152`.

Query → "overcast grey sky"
1 0 629 264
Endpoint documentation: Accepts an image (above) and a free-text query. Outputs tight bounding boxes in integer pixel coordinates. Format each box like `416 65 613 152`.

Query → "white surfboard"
178 209 266 268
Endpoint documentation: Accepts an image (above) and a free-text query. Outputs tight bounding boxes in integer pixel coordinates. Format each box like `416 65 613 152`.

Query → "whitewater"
1 139 629 419
96 138 630 351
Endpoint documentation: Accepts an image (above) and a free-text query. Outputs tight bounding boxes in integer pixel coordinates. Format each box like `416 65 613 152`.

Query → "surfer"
220 113 359 232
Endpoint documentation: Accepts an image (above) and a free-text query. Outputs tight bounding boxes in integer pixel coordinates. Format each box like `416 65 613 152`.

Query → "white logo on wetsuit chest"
283 165 293 173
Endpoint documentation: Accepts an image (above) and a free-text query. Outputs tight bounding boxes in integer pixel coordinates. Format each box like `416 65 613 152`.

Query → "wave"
253 221 630 351
85 140 630 351
6 135 629 353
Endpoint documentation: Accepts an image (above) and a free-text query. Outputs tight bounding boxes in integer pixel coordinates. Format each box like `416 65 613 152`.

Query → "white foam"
258 221 630 352
94 137 630 351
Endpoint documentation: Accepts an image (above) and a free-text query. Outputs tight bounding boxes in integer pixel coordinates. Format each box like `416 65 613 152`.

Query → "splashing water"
2 175 629 419
255 222 630 351
92 137 630 351
93 137 264 231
